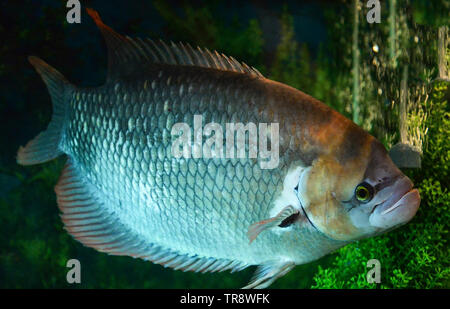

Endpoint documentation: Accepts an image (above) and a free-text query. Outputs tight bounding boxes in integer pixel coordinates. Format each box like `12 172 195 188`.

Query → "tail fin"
17 56 70 165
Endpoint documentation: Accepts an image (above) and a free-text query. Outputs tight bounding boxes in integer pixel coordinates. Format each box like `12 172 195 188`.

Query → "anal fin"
242 261 296 289
55 158 250 275
55 158 144 255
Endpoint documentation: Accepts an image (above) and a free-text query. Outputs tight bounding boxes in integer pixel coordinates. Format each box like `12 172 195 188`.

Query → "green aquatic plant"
270 5 314 95
152 0 264 71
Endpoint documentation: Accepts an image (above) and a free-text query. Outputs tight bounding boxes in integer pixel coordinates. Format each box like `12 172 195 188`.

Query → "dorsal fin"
86 8 264 82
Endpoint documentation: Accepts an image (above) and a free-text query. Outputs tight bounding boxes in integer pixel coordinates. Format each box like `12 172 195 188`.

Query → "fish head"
298 138 420 241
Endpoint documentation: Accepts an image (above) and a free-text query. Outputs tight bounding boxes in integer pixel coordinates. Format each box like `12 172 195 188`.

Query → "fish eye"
355 182 374 203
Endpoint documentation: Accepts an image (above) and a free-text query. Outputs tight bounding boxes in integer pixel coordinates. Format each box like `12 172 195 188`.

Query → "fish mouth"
369 177 420 229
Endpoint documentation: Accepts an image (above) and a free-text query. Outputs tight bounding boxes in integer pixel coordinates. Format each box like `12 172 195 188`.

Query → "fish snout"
369 177 420 229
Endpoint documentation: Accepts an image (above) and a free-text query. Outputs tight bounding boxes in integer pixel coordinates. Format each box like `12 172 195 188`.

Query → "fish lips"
369 177 420 229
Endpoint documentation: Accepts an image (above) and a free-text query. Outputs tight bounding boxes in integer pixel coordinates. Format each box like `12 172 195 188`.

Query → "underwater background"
0 0 448 288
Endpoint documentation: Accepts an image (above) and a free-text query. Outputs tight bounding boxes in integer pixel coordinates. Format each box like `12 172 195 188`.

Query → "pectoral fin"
242 261 296 289
247 205 299 243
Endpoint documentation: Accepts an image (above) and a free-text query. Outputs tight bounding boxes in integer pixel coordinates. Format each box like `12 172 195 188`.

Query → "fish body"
63 65 343 264
18 9 420 288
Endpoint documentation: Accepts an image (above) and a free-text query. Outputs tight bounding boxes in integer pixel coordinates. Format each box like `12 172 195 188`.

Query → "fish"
17 8 420 288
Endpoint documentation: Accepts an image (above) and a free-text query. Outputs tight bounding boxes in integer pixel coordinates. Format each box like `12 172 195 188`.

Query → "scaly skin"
62 65 347 265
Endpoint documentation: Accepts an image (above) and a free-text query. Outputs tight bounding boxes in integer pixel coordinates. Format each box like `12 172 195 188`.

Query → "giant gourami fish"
18 9 420 288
